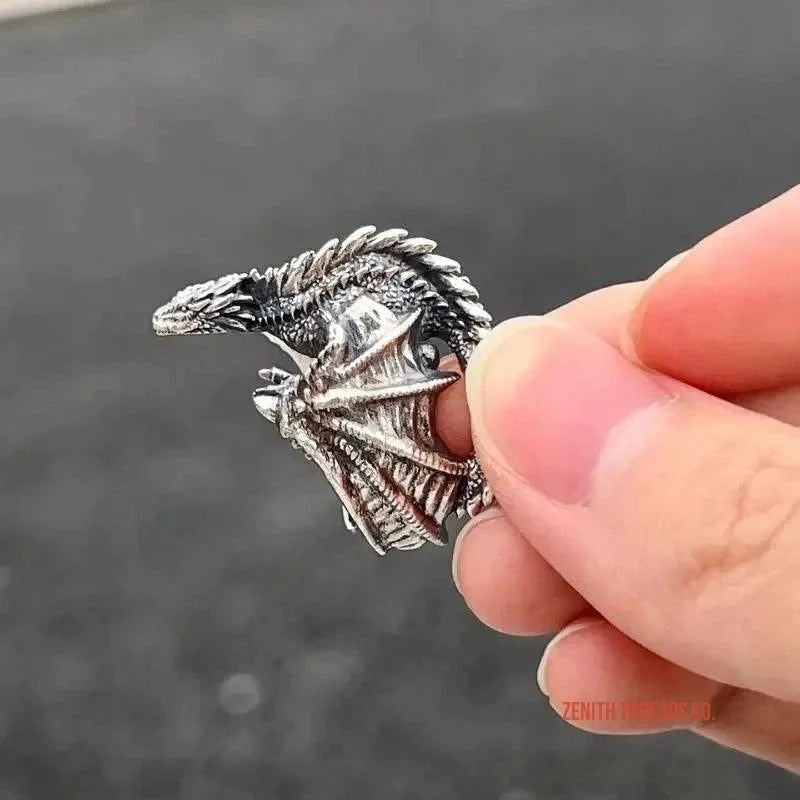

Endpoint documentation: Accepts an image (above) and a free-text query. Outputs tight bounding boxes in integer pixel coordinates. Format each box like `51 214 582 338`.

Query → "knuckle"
692 684 741 733
674 442 800 596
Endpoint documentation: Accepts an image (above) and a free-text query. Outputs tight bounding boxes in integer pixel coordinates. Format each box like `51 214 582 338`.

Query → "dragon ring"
152 226 493 554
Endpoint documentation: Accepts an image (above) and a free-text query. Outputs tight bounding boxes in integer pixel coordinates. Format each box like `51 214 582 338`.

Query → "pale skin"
436 185 800 772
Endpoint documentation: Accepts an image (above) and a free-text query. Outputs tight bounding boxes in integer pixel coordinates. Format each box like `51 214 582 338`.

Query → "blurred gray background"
1 1 799 798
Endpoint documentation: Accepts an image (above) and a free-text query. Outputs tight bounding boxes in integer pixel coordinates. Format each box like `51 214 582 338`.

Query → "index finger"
627 185 800 394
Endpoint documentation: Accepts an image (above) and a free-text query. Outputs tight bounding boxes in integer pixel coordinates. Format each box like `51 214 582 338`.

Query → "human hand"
441 186 800 771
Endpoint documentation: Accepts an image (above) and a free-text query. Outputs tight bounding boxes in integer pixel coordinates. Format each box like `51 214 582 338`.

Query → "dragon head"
152 271 267 336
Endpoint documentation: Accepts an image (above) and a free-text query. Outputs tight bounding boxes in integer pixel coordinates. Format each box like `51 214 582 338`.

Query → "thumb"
467 317 800 702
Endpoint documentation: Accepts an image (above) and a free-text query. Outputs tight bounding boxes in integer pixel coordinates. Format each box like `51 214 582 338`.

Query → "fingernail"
467 318 671 504
451 506 506 594
620 250 690 363
537 618 605 696
648 249 690 283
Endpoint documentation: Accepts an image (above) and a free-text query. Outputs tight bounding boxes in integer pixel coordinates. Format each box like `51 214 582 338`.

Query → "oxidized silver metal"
152 226 493 553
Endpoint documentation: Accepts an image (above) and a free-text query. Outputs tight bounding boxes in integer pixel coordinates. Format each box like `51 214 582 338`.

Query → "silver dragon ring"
152 226 493 554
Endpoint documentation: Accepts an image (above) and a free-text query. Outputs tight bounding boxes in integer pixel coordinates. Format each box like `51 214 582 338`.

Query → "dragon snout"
152 272 262 337
152 303 203 336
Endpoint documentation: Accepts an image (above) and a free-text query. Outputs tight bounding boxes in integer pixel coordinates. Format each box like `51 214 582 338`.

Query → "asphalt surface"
1 1 799 797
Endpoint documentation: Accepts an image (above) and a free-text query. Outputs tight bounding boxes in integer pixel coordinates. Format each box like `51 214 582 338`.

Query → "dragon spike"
338 225 377 261
282 250 314 294
310 373 458 411
366 227 408 250
392 236 438 257
417 252 461 274
265 266 284 295
301 237 339 287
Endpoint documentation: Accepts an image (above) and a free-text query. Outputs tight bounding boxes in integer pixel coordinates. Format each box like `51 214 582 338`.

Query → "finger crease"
695 683 742 732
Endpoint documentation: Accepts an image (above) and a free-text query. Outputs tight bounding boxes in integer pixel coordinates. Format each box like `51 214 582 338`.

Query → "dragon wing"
256 297 469 554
